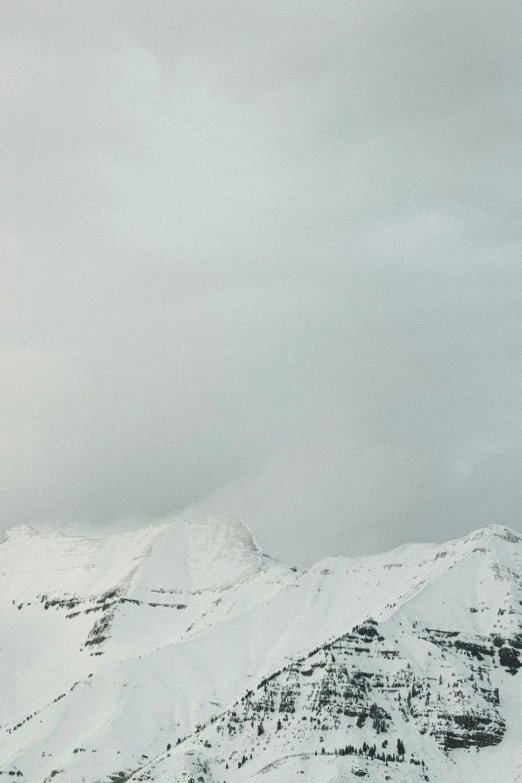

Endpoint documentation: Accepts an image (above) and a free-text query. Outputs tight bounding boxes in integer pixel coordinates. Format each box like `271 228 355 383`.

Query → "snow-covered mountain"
1 518 522 783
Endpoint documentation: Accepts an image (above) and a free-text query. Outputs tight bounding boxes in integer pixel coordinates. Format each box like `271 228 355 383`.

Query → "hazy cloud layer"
1 0 522 564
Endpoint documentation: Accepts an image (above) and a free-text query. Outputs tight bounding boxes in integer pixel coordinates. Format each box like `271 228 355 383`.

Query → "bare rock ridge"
0 518 521 783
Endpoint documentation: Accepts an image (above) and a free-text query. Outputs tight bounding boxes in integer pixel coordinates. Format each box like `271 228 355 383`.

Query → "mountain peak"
482 523 521 543
137 515 267 592
0 515 269 598
461 523 522 545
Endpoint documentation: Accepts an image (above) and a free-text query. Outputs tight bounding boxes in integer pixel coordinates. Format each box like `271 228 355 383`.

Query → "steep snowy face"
0 520 521 783
129 516 267 594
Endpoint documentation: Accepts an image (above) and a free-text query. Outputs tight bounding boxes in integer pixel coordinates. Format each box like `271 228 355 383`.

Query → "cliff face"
0 520 522 783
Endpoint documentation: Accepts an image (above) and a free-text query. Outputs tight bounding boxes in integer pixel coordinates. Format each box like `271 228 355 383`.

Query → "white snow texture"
1 517 522 783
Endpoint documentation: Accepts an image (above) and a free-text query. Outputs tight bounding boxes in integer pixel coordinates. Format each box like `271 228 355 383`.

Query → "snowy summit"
1 517 522 783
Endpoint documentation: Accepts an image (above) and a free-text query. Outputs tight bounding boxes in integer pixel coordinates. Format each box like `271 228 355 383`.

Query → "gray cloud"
1 0 522 565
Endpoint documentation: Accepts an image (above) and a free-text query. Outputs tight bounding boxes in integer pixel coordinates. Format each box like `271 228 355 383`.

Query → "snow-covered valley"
1 518 521 783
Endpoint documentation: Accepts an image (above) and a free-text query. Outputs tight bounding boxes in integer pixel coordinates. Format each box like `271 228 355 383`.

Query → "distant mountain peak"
468 523 522 544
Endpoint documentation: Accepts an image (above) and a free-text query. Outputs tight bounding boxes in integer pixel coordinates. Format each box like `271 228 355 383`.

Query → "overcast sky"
2 0 522 565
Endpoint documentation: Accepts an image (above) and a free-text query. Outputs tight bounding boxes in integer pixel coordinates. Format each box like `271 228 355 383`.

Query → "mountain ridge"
0 518 521 783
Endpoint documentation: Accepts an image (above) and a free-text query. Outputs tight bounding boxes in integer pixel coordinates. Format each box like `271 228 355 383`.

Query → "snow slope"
0 519 521 783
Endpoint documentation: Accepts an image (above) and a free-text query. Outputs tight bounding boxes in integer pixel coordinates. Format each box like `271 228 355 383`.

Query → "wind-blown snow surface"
1 518 522 783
